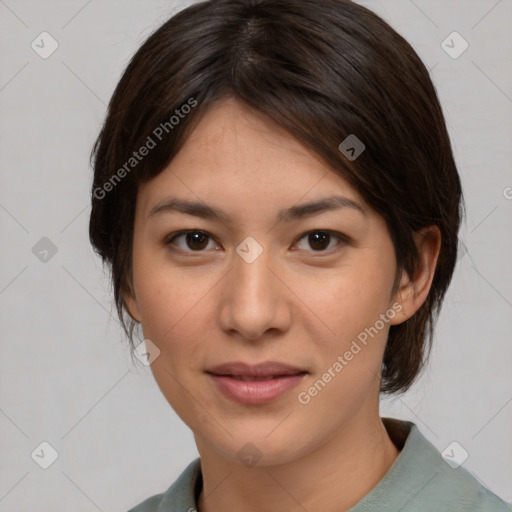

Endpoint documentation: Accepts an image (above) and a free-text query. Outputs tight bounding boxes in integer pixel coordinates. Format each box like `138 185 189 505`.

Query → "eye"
293 230 348 252
165 230 219 252
164 229 349 254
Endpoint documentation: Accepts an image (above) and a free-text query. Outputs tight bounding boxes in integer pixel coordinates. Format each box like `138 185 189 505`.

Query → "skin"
124 97 441 512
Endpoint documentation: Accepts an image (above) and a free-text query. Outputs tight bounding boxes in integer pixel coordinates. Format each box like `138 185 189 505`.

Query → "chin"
199 425 313 468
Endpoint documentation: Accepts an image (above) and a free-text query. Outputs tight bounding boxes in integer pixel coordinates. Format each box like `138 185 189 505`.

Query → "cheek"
133 258 219 366
134 270 210 422
137 277 198 344
299 261 394 338
132 246 194 332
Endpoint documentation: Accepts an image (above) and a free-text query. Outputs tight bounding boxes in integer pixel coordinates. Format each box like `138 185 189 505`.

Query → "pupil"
310 232 329 251
187 232 208 250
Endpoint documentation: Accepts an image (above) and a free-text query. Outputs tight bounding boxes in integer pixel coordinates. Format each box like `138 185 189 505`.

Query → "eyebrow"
148 195 367 224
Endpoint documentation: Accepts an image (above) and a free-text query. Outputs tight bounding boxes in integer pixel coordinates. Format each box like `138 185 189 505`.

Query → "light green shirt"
128 418 511 511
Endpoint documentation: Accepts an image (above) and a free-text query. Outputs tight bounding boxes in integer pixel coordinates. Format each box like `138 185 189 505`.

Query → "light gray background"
1 0 511 510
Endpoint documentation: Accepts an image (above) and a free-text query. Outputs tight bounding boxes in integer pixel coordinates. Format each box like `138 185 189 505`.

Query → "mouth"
205 360 309 379
205 361 309 404
218 373 308 381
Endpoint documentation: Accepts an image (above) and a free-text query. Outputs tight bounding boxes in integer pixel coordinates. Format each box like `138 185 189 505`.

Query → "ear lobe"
389 225 441 325
122 285 142 323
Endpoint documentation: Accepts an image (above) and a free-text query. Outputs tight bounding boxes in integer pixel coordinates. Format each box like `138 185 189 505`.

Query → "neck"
196 413 400 512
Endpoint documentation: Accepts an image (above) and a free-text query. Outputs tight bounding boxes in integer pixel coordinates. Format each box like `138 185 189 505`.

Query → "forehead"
184 97 309 154
137 97 369 222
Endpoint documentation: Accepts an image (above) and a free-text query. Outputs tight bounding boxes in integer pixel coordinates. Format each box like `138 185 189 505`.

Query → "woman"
88 0 511 510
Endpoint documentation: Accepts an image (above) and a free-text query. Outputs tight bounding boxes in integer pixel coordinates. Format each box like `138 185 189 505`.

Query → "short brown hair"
89 0 465 395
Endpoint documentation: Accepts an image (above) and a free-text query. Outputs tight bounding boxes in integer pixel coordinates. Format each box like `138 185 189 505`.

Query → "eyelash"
164 229 350 255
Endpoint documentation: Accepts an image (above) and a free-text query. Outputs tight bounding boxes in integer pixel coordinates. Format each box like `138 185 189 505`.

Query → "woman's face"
125 97 406 466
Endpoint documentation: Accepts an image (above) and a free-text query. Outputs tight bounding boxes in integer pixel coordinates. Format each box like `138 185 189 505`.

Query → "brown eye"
295 230 347 252
185 232 209 250
165 229 348 255
166 230 217 252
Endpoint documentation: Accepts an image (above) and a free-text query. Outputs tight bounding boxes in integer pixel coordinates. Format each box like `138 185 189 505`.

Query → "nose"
217 245 291 342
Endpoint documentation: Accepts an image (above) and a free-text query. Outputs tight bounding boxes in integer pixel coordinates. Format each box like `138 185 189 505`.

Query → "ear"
389 225 441 325
122 283 142 323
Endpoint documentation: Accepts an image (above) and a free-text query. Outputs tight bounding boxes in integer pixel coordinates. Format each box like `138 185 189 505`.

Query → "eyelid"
294 230 350 252
165 229 350 254
164 229 219 251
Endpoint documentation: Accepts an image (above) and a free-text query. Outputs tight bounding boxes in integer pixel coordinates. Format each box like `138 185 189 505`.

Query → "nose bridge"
233 238 276 307
219 237 287 339
235 241 272 297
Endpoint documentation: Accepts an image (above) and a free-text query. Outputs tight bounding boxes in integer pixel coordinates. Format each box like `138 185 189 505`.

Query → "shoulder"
127 493 164 512
423 456 511 511
428 458 511 511
374 418 511 512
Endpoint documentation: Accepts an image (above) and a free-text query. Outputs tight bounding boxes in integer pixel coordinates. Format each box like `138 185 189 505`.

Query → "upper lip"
206 361 308 377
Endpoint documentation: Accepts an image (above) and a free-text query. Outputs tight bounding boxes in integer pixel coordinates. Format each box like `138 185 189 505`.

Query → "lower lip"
207 373 307 404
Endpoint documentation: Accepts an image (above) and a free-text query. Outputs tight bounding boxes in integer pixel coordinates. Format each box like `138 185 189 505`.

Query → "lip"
207 373 307 404
205 361 308 405
206 361 307 378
